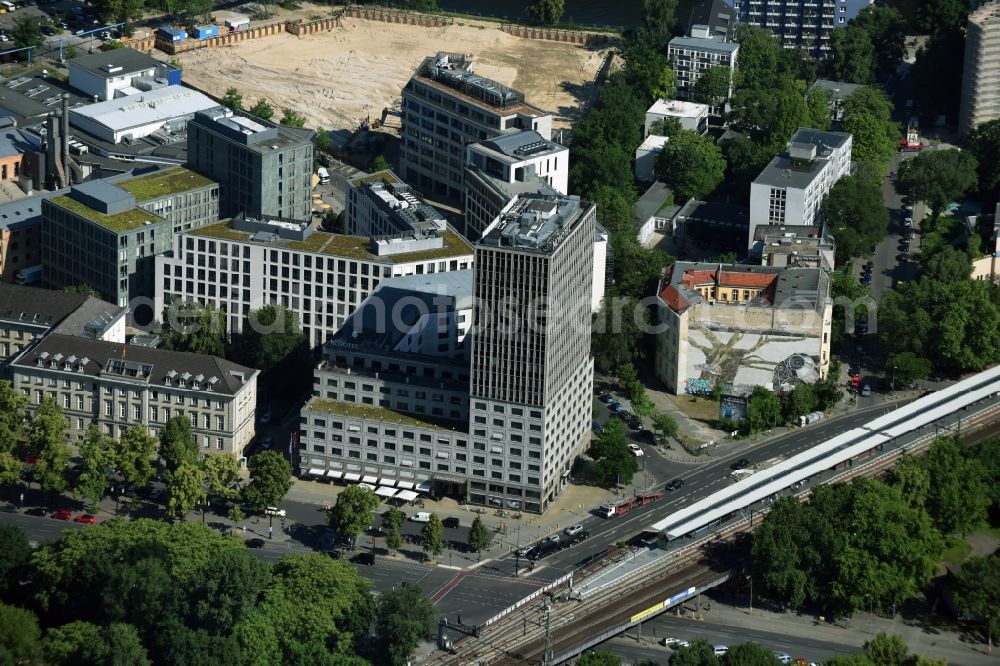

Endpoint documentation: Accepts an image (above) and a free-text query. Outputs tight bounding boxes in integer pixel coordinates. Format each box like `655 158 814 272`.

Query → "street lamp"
113 487 119 513
868 596 874 635
747 573 753 614
892 365 897 394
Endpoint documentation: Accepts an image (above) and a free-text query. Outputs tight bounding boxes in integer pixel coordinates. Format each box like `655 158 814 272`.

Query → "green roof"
117 167 216 202
305 399 464 431
187 221 473 263
50 195 162 233
348 169 402 188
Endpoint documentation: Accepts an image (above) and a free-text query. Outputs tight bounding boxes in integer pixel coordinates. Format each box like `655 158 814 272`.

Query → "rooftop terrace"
117 167 216 202
306 398 465 432
50 195 161 233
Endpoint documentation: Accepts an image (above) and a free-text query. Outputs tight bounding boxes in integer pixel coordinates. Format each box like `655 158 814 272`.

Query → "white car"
774 652 792 664
714 645 729 656
904 216 913 226
264 506 286 517
564 524 584 537
542 533 561 544
409 511 432 523
661 638 688 648
628 443 644 457
516 544 535 557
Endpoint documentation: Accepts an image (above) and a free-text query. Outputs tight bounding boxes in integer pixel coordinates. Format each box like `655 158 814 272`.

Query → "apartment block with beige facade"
959 1 1000 137
655 262 832 395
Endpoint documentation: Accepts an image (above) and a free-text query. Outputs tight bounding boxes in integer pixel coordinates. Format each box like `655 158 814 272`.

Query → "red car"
24 453 39 464
74 514 97 524
51 510 73 520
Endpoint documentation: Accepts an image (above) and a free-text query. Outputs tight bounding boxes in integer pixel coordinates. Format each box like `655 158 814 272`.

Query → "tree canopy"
526 0 564 24
821 175 890 263
655 129 726 201
897 150 978 218
374 584 437 666
242 451 292 509
964 118 1000 195
589 418 639 487
746 386 782 434
233 304 307 372
327 485 379 542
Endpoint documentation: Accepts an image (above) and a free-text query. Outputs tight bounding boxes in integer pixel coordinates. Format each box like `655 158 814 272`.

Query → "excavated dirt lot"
175 11 612 132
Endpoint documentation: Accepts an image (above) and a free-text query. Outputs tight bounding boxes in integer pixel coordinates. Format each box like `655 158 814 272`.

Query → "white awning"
308 468 325 476
378 478 396 487
415 482 432 493
326 470 343 480
358 482 376 491
396 481 415 490
343 472 361 482
361 475 379 485
375 486 397 498
396 489 418 502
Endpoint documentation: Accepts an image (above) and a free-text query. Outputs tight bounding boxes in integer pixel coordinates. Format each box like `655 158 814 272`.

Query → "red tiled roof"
680 269 716 290
718 271 776 289
659 284 690 313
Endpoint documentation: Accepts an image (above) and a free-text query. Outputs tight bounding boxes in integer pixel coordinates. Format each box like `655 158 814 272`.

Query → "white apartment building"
345 171 446 238
748 128 852 248
667 29 740 104
645 99 711 136
466 130 568 196
959 1 1000 138
154 215 474 348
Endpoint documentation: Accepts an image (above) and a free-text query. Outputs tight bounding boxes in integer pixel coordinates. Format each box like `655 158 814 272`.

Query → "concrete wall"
500 23 613 46
343 5 454 27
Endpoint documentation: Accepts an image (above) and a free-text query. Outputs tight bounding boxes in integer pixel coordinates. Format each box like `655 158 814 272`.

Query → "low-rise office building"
752 224 835 270
748 128 852 248
69 85 218 145
68 48 180 102
667 29 739 104
345 170 446 238
645 99 711 136
41 167 219 309
155 215 474 347
635 134 669 183
655 261 832 396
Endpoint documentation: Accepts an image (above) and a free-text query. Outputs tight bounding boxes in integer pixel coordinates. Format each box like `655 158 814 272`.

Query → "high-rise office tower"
959 1 1000 138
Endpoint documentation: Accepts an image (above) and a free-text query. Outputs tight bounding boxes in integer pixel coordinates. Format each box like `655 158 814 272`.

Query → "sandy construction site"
175 13 612 133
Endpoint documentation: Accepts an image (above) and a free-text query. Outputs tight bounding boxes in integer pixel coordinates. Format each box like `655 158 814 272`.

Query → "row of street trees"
220 88 307 127
0 519 436 666
751 437 999 632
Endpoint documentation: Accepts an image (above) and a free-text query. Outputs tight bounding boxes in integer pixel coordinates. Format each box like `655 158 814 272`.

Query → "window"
119 403 126 418
217 416 224 430
133 405 140 420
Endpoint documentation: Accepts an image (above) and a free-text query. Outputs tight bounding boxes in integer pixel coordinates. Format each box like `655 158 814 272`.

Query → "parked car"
442 516 460 529
25 507 46 516
564 524 584 536
409 511 432 523
598 393 614 404
246 538 266 548
74 514 97 524
665 478 684 492
264 506 286 517
714 646 729 656
516 544 535 558
52 510 73 520
592 421 602 434
861 383 872 397
258 411 271 425
565 529 589 545
774 652 792 664
529 540 560 561
148 487 164 501
542 533 561 544
661 638 689 648
730 458 751 470
608 401 623 412
23 453 38 464
628 443 644 457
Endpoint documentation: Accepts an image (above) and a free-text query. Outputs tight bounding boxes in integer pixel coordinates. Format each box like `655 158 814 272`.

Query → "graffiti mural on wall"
687 321 818 390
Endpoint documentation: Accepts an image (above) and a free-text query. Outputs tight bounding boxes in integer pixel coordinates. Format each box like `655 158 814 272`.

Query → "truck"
317 167 330 185
899 119 924 152
635 491 665 507
192 24 219 39
14 264 41 285
597 497 635 519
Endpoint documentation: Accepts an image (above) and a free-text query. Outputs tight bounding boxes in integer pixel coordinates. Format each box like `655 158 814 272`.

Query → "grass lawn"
666 394 720 423
940 536 972 564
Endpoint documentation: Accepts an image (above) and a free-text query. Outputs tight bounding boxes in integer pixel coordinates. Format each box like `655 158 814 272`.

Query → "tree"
0 381 26 487
589 418 640 487
782 383 818 422
385 516 402 554
964 119 1000 194
249 99 274 121
374 584 437 666
203 453 241 500
884 352 931 387
728 81 811 154
916 0 969 36
852 5 908 84
326 485 378 544
159 415 198 475
812 361 844 411
643 0 678 41
829 24 876 84
649 116 683 138
896 149 979 218
889 455 930 509
655 129 726 201
227 505 245 530
910 34 964 123
863 632 909 666
922 438 989 535
746 386 782 434
117 425 157 492
821 175 890 263
321 208 344 234
242 450 292 509
722 133 771 199
722 642 781 666
314 127 332 154
0 525 31 595
221 87 243 110
369 154 391 172
32 398 72 499
421 513 444 561
234 304 306 372
160 298 225 357
733 24 791 90
804 87 832 132
468 515 491 559
919 245 972 283
579 652 622 666
165 461 206 520
10 15 43 51
526 0 563 24
843 112 898 167
692 65 731 110
953 555 1000 648
652 412 678 440
591 297 650 373
669 639 719 666
279 107 306 128
0 603 41 664
75 425 114 509
96 0 144 30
